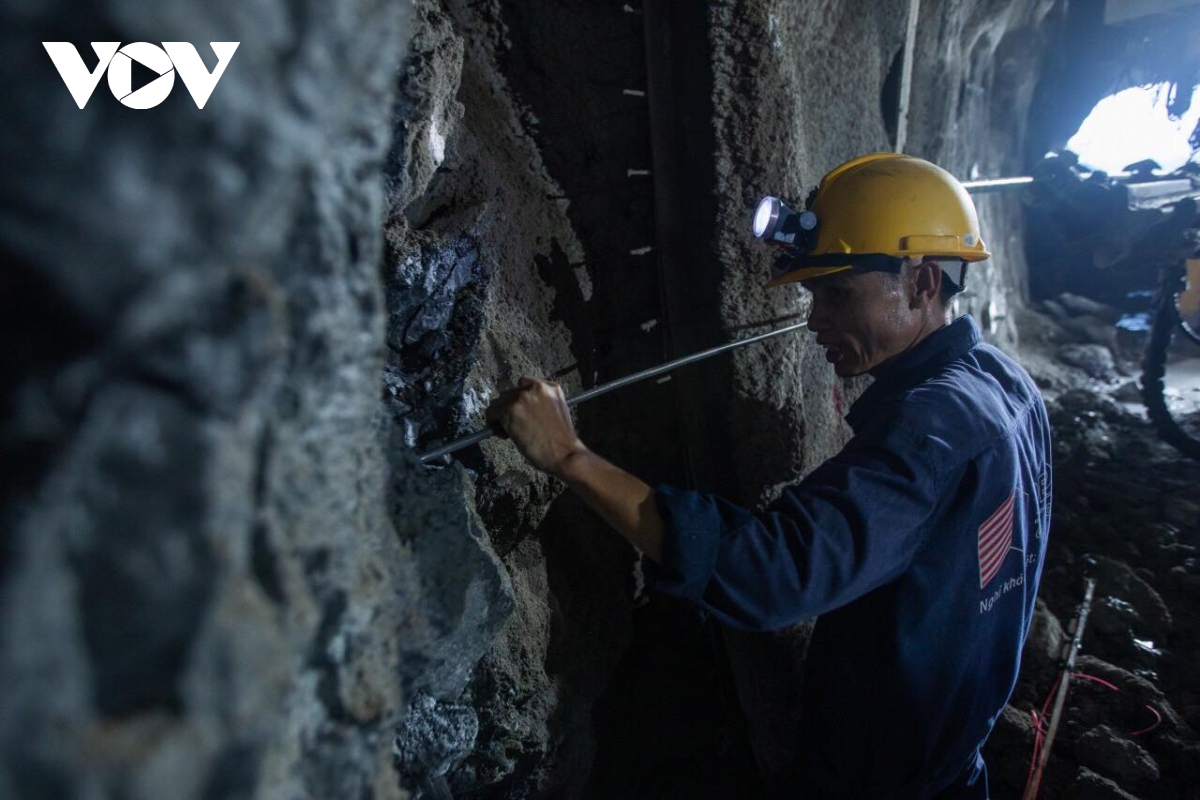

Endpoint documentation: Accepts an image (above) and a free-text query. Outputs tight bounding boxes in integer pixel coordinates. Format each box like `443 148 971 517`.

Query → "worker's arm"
649 419 954 630
488 377 951 632
486 377 665 561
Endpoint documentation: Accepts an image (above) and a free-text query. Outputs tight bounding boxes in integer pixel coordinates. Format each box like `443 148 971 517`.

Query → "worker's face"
802 267 931 377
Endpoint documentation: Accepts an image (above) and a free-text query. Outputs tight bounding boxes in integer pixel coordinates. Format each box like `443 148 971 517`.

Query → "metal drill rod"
417 320 809 463
1022 576 1097 800
418 169 1144 464
963 170 1147 195
962 176 1035 193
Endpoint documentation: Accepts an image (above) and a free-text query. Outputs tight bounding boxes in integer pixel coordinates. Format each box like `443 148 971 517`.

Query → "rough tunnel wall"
388 1 759 795
706 0 1063 789
0 0 721 796
0 1 426 798
386 1 653 797
905 0 1065 339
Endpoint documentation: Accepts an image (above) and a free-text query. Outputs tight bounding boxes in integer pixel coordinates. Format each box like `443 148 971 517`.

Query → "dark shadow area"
882 46 904 149
587 598 765 800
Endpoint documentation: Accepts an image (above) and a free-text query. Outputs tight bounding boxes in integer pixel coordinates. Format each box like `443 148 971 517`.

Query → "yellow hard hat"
766 152 990 287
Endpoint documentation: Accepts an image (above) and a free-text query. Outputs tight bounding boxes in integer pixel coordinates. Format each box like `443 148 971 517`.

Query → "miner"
486 153 1052 799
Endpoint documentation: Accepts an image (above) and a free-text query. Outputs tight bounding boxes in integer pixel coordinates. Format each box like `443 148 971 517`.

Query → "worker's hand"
485 377 587 476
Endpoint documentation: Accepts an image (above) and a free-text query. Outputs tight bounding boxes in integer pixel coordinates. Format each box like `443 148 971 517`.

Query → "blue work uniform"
651 315 1052 799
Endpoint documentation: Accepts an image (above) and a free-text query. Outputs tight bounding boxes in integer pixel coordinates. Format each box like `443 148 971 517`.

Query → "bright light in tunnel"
1066 83 1200 174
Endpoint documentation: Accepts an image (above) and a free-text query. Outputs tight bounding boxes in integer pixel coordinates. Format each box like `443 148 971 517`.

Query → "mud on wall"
2 2 1064 799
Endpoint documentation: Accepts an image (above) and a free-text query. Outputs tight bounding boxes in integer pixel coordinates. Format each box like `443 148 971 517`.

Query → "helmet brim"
765 264 853 287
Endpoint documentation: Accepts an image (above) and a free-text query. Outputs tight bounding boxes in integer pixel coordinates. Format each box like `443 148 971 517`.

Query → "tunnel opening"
1024 0 1200 303
1067 82 1200 174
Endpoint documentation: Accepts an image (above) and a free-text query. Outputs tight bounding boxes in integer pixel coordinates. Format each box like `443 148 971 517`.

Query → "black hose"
1141 260 1200 460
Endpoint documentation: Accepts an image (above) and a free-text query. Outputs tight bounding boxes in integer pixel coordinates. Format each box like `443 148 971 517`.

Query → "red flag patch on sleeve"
978 490 1015 588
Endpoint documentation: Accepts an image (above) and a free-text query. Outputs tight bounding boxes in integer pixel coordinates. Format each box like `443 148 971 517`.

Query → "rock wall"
1 1 424 798
384 2 649 796
1 1 1087 798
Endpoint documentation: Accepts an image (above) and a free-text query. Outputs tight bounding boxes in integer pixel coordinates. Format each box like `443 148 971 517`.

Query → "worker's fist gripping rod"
417 321 809 463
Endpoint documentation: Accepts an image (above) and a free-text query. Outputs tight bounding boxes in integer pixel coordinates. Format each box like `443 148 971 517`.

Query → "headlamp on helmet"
753 196 818 246
752 153 991 288
752 196 821 282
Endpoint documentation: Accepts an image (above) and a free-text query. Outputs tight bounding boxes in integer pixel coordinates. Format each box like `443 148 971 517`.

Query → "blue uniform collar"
845 315 981 432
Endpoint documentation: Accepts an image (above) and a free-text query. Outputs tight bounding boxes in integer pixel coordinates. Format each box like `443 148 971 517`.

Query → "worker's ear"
908 259 942 309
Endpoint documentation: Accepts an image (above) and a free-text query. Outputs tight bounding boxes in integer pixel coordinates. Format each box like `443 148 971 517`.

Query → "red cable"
1024 709 1044 796
1023 676 1061 800
1021 668 1164 800
1073 672 1163 736
1073 673 1119 692
1129 704 1163 737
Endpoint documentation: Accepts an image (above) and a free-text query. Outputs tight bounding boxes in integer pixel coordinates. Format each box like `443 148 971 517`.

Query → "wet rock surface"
395 695 480 798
